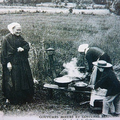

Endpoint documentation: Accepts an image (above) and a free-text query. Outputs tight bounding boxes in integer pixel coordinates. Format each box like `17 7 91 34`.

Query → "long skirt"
2 61 34 104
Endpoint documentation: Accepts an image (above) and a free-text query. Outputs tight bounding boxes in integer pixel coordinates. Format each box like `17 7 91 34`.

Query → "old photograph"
0 0 120 120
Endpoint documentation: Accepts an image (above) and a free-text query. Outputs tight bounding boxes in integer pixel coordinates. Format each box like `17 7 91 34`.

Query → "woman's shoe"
111 113 119 117
99 114 108 118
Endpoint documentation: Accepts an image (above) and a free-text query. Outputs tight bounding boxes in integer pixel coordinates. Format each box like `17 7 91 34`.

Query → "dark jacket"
94 68 120 96
1 33 29 65
85 47 112 72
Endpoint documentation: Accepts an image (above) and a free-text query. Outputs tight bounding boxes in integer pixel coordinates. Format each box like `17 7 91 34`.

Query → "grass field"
0 12 120 80
0 10 120 119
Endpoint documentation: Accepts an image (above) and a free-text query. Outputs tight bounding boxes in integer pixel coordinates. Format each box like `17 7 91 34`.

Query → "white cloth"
90 89 105 106
7 22 21 34
89 66 98 85
78 44 89 52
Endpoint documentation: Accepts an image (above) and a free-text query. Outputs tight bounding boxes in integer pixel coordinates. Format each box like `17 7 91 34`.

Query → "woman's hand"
17 47 24 52
88 85 94 89
7 62 12 71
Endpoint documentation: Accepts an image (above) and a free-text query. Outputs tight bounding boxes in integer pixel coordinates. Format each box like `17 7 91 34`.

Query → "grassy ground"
0 11 120 118
0 12 120 78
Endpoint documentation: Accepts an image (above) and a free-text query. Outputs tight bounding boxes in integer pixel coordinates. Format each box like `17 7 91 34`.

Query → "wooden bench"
43 83 91 100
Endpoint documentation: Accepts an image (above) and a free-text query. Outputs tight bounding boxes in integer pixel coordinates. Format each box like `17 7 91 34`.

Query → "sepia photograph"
0 0 120 120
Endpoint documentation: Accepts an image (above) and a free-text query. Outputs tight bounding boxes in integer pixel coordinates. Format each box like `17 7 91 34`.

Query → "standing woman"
1 22 34 104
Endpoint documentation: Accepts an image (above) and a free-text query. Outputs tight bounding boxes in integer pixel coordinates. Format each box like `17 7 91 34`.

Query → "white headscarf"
78 44 89 53
7 22 21 34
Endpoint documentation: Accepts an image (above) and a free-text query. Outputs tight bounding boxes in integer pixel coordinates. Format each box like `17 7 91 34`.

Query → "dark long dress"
1 33 34 104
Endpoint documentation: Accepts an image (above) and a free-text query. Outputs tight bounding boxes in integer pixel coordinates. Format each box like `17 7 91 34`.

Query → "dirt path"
0 5 110 15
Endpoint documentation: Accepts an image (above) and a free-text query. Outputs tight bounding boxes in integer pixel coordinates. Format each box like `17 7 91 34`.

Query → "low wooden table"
43 83 91 100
